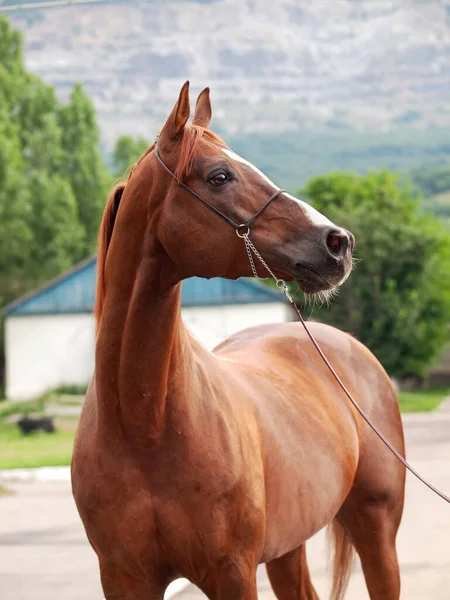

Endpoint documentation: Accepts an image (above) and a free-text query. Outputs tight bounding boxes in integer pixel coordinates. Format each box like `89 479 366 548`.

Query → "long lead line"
151 139 449 503
243 233 450 504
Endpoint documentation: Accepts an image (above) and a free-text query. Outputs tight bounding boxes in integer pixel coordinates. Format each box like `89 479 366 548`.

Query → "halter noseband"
153 142 285 237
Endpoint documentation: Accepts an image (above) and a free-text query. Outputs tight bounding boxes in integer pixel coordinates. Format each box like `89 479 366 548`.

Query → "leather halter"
153 142 285 234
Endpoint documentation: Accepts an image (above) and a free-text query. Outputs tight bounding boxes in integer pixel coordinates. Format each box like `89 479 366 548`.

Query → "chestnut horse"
72 82 405 600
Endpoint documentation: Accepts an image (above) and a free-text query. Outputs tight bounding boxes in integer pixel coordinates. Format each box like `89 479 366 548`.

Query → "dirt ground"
1 409 449 600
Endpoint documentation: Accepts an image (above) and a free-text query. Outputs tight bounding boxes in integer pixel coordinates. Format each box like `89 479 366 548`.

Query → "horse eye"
209 172 229 186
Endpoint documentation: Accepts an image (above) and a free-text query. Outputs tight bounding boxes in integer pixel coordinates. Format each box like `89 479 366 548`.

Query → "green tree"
28 171 85 282
113 135 149 178
0 15 118 385
411 164 450 197
0 121 32 307
58 83 110 252
0 15 110 305
18 79 63 174
0 15 26 110
301 171 450 379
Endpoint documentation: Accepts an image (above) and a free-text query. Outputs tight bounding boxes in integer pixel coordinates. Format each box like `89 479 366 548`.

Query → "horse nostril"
326 229 349 258
327 234 341 255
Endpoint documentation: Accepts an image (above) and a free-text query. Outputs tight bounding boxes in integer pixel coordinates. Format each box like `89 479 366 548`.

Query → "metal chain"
243 234 293 303
243 236 260 279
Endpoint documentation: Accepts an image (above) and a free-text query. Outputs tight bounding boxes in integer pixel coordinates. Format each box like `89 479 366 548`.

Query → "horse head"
152 82 354 296
97 81 355 328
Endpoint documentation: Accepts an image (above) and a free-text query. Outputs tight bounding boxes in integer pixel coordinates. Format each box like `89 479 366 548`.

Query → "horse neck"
95 180 195 439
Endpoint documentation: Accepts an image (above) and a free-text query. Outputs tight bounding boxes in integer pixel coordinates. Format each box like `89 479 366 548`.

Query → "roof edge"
3 260 286 317
237 278 286 302
3 256 96 316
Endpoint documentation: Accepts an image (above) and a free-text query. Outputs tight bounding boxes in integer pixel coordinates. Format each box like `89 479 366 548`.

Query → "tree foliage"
301 171 450 379
411 164 450 197
1 15 450 387
410 164 450 221
58 83 110 252
113 135 149 179
0 15 109 308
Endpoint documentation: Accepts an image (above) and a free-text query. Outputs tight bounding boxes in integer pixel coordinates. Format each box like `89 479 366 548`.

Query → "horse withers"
72 82 405 600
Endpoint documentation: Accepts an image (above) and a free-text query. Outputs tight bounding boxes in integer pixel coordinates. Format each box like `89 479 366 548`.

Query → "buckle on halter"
236 224 250 238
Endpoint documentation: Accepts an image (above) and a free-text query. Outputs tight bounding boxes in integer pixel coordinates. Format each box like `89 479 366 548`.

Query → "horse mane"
94 183 125 327
175 125 225 181
94 143 157 328
94 127 224 328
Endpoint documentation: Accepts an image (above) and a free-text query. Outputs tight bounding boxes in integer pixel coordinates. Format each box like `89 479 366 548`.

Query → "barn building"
4 258 288 400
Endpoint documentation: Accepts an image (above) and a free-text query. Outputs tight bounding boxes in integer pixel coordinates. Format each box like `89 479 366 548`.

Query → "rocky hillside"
7 0 450 148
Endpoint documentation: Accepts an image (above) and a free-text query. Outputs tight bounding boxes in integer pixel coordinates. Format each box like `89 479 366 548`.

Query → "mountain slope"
8 0 450 150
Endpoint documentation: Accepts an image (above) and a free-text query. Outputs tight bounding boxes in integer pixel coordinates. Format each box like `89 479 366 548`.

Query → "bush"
300 170 450 379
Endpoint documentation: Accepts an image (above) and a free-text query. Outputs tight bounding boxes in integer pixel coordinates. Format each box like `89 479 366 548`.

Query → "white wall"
5 303 288 400
6 314 96 401
183 303 288 349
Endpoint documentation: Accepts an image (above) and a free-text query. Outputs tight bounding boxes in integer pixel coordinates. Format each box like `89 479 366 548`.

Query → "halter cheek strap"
153 144 284 233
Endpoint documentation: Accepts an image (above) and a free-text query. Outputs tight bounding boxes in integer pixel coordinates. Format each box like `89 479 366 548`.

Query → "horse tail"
328 518 354 600
94 184 125 328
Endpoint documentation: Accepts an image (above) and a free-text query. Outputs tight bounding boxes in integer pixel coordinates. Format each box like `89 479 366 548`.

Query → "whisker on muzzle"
303 286 340 309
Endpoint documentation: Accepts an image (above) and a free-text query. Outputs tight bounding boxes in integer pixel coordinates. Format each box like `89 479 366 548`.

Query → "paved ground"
1 409 450 600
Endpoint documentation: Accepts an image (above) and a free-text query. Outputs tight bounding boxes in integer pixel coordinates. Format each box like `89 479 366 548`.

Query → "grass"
0 390 83 469
51 384 88 396
0 419 77 470
0 396 47 419
0 386 447 470
397 387 449 413
0 390 85 419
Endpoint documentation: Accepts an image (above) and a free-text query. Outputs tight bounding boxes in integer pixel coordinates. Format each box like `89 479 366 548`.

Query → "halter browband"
153 143 284 234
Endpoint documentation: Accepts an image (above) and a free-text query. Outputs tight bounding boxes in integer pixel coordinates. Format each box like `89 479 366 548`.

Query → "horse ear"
192 87 212 128
160 81 191 141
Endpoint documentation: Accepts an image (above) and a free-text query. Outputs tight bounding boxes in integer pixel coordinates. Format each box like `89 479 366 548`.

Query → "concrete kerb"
0 465 71 482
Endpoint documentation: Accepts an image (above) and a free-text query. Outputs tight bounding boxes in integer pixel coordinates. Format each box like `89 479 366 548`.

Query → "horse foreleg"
266 545 319 600
214 581 258 600
199 561 258 600
99 559 167 600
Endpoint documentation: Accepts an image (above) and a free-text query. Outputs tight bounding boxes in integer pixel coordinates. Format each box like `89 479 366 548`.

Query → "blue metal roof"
4 258 285 317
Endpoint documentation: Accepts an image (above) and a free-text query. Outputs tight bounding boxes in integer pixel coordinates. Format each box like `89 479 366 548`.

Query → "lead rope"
241 230 450 504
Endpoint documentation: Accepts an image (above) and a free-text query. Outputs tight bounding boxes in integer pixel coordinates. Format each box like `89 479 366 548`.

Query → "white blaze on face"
284 193 334 228
222 148 278 191
222 148 335 228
